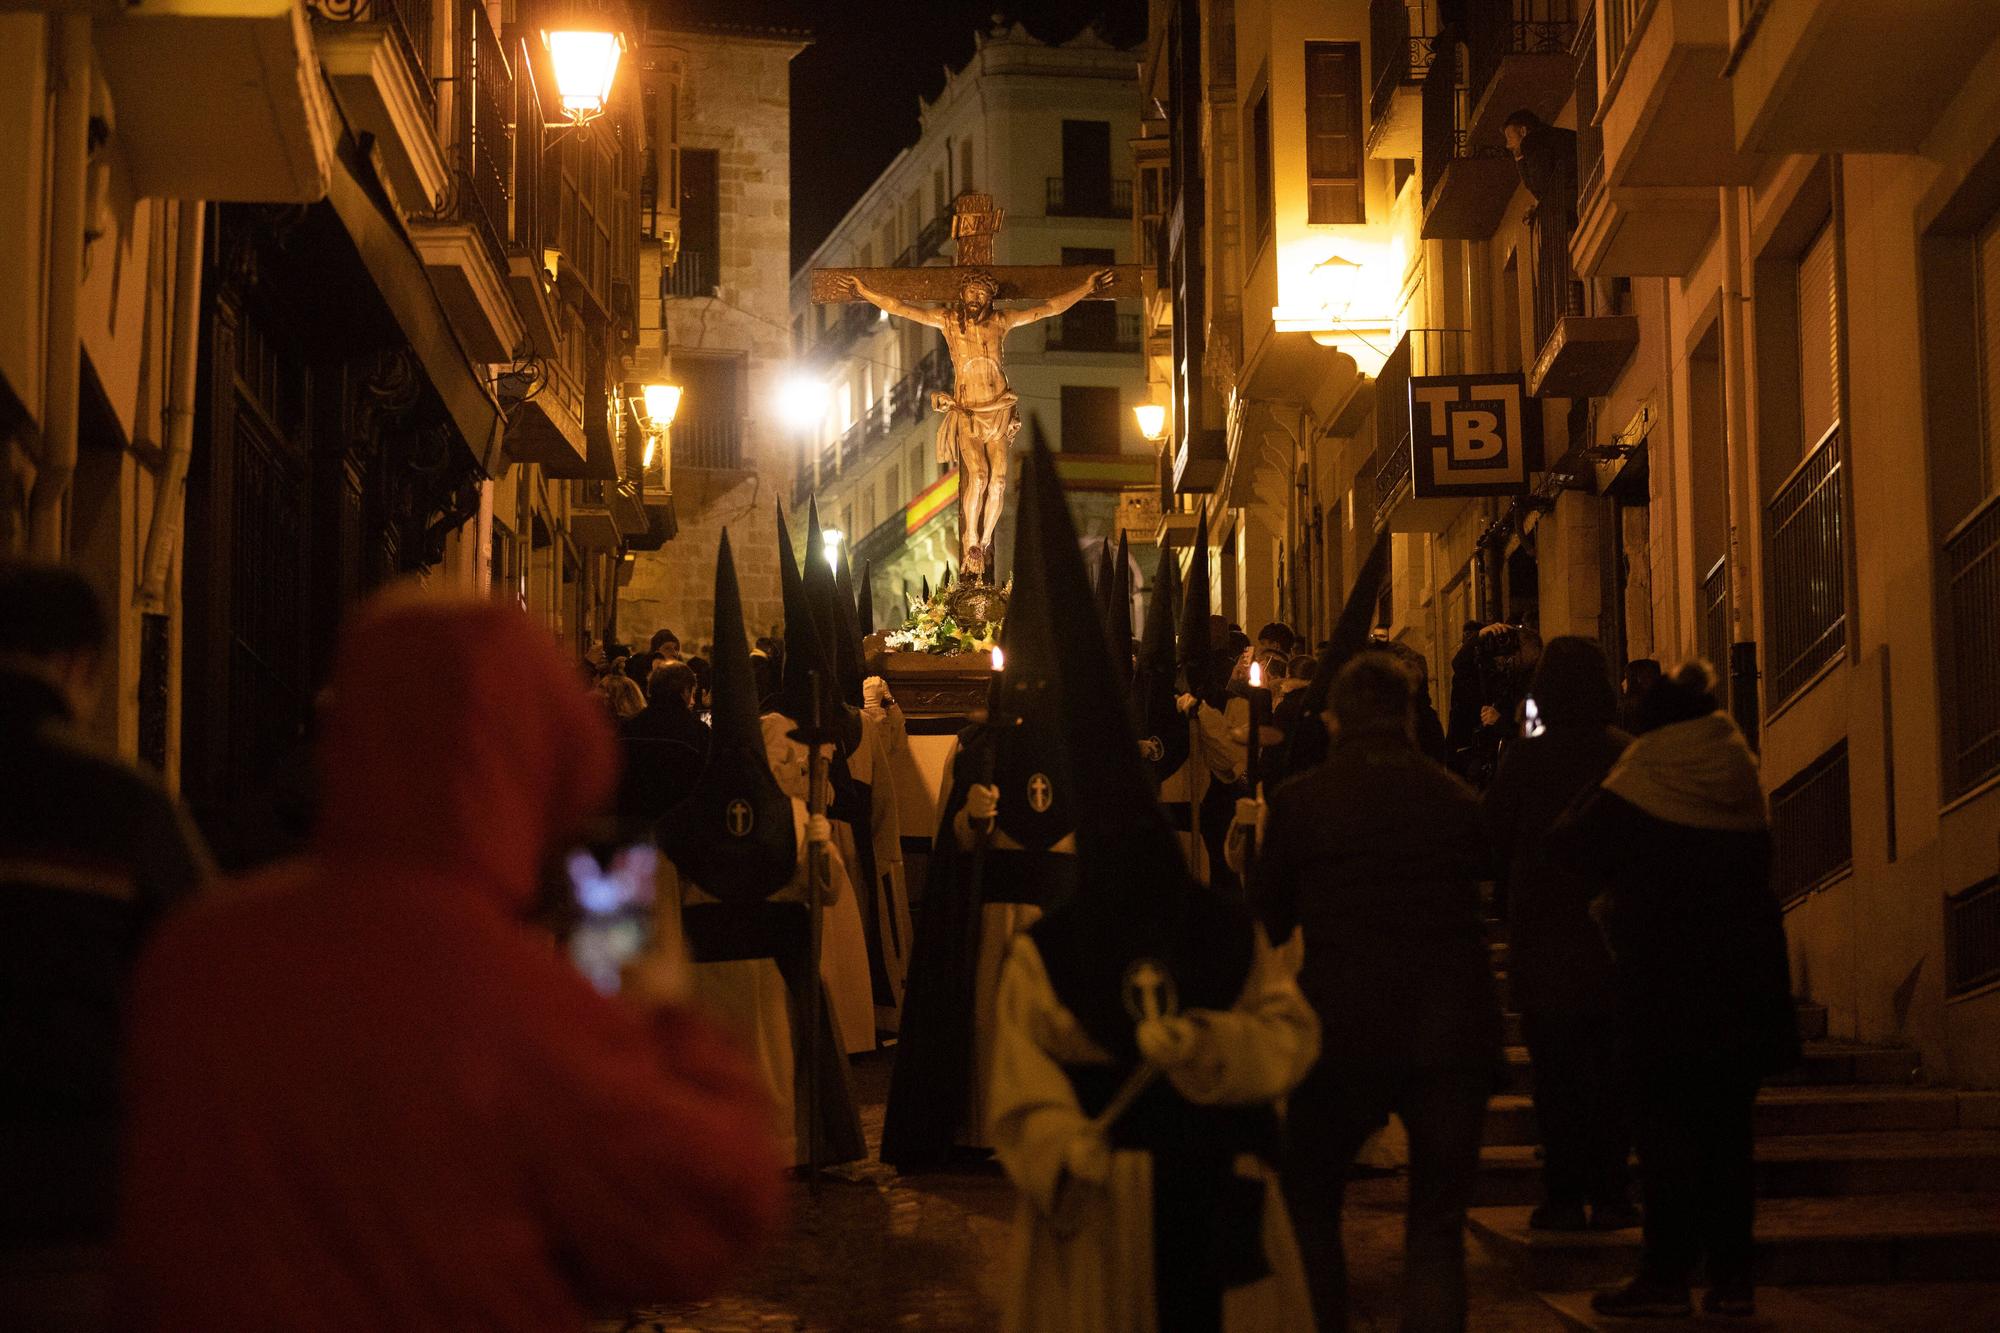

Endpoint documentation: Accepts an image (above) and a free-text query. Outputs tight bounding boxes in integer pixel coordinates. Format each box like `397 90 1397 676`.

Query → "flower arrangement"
883 580 1008 656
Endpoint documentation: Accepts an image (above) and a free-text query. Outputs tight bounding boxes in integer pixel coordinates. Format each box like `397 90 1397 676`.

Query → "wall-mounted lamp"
639 383 681 470
1132 402 1169 443
543 27 626 128
778 374 830 431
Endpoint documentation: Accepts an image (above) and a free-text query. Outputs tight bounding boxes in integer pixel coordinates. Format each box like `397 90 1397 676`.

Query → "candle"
1244 659 1271 792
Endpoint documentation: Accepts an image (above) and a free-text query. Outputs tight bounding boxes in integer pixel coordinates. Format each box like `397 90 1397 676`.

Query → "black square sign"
1407 373 1543 499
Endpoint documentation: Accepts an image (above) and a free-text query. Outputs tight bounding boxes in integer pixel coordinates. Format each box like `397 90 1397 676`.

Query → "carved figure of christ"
829 265 1113 580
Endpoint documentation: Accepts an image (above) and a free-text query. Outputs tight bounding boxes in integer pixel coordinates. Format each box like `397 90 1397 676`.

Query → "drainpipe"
1718 184 1760 748
27 14 92 556
474 478 494 596
138 200 204 611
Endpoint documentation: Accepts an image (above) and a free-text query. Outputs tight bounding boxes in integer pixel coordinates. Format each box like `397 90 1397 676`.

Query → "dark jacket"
0 668 208 1247
1551 785 1799 1075
1252 728 1501 1067
1481 722 1630 1016
616 699 712 821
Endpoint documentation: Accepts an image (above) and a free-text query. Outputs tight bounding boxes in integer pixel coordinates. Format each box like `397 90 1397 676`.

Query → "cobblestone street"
602 1053 1568 1333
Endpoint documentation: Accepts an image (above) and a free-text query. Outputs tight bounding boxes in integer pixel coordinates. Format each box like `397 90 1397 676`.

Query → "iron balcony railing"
1944 491 2000 796
449 0 512 274
664 248 717 298
900 210 953 267
1046 311 1143 353
1764 424 1847 704
308 0 436 112
1373 327 1469 523
1419 42 1510 209
1045 177 1135 219
1370 0 1440 130
1770 741 1852 906
1700 555 1731 714
1573 4 1605 214
888 348 948 426
673 416 742 471
508 37 542 258
1529 206 1586 362
1602 0 1650 84
1467 0 1578 98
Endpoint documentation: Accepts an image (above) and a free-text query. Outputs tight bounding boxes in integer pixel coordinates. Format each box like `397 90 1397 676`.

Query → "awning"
323 135 505 475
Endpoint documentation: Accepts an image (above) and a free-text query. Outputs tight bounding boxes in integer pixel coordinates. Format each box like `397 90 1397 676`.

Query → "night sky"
681 1 1149 269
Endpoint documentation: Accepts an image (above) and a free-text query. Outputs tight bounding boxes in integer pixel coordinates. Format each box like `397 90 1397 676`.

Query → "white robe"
988 930 1320 1333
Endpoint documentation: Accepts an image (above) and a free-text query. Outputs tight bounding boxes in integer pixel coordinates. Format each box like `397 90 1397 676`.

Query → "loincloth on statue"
930 388 1022 465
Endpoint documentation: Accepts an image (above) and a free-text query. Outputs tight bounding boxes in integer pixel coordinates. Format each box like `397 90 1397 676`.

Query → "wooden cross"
808 191 1141 306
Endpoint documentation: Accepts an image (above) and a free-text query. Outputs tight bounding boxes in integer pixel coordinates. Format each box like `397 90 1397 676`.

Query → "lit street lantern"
543 27 625 127
1132 402 1168 442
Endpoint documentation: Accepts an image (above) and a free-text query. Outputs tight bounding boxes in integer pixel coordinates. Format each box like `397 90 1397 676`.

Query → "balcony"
1729 0 2000 155
503 43 558 357
1045 177 1135 220
1367 0 1439 160
95 0 336 202
573 478 646 550
1418 47 1519 241
1045 311 1143 355
408 0 522 362
1526 208 1638 398
674 415 744 471
310 0 449 215
1764 424 1846 706
1597 0 1758 190
1461 0 1581 151
1944 492 2000 797
664 247 717 299
499 354 587 474
1372 328 1469 532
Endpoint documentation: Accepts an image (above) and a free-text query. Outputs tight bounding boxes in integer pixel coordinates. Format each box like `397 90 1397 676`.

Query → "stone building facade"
620 19 807 648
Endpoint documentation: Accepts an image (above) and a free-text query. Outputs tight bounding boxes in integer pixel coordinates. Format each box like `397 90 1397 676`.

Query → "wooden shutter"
1977 213 2000 494
1306 42 1365 225
1797 219 1840 452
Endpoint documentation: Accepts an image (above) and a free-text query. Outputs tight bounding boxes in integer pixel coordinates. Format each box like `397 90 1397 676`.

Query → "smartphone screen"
1522 695 1546 739
564 841 660 995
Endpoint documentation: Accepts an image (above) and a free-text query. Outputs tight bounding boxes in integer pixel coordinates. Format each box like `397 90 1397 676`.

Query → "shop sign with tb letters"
1407 373 1542 499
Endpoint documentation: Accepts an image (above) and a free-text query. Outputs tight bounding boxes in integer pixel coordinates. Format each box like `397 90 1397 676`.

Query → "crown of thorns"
956 272 1001 299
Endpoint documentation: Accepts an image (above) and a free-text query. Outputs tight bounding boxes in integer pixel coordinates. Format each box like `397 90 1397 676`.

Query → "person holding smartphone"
118 592 784 1330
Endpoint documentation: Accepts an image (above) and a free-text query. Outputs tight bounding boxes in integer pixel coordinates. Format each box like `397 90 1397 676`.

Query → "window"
884 465 900 513
1976 213 2000 495
933 166 947 217
1305 42 1365 224
1249 90 1273 244
1057 247 1118 349
909 442 926 488
959 138 974 193
672 355 742 469
668 147 719 297
1798 219 1841 452
1060 385 1123 455
1060 120 1113 215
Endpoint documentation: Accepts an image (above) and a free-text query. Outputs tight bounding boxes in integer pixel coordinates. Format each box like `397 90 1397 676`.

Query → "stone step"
1537 1285 1882 1331
1471 1131 2000 1207
1496 1042 1919 1097
1484 1087 2000 1148
1468 1192 2000 1290
1499 1004 1829 1050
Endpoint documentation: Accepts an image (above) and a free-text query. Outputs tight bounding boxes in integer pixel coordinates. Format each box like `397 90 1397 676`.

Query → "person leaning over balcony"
1550 661 1799 1320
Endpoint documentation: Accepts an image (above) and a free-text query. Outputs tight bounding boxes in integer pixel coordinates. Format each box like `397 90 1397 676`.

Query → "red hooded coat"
117 594 783 1329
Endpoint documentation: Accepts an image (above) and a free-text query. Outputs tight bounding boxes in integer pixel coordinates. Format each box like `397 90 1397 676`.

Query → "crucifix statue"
811 192 1138 583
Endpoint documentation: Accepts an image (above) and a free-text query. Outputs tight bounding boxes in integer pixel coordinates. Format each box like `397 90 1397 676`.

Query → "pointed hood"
776 499 829 725
829 541 867 709
857 561 875 638
1016 428 1254 1063
1105 530 1134 693
803 498 842 667
1092 540 1115 637
1277 528 1392 779
920 574 932 605
1178 506 1214 703
658 531 798 901
987 427 1074 852
1130 539 1189 784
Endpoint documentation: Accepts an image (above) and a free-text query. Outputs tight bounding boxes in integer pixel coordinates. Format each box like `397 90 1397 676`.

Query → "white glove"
806 813 833 846
1232 796 1264 832
1062 1131 1111 1185
1176 693 1201 716
964 783 1000 822
1136 1015 1201 1070
1224 797 1265 876
863 676 892 710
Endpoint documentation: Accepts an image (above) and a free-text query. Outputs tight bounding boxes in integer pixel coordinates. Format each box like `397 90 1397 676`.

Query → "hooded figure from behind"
1480 637 1636 1232
986 430 1321 1333
118 593 784 1331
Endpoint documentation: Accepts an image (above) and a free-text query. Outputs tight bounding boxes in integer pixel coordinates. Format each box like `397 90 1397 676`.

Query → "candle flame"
991 646 1005 672
1248 660 1263 688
